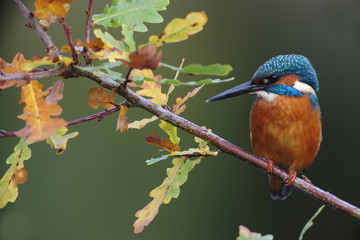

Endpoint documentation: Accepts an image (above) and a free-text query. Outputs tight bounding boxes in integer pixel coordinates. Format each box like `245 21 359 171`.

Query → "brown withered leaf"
121 44 162 70
88 87 116 109
145 131 180 152
15 80 67 143
116 105 128 132
0 53 28 90
46 79 64 104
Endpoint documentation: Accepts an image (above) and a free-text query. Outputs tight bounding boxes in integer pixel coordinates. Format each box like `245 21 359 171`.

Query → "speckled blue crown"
251 55 319 92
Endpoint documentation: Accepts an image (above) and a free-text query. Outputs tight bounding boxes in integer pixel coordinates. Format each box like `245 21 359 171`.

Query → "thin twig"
12 0 60 58
85 0 94 44
59 18 79 64
84 0 94 65
0 104 128 139
0 66 66 81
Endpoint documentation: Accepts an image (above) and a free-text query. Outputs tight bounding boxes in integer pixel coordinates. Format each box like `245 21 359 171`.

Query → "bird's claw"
266 159 274 174
286 171 297 186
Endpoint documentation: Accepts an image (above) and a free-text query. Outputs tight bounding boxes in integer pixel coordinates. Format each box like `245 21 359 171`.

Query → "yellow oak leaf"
0 53 28 90
88 87 116 109
15 80 67 143
91 29 127 62
33 0 75 27
173 85 204 115
46 79 64 104
0 138 31 208
147 12 208 47
129 69 166 106
159 120 180 145
116 105 128 132
128 115 158 129
21 55 72 72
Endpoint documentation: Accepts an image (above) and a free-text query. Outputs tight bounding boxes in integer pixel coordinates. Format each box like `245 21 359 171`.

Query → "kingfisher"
206 55 322 200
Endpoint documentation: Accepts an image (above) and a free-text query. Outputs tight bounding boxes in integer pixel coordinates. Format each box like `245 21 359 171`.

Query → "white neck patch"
252 91 278 102
293 81 317 96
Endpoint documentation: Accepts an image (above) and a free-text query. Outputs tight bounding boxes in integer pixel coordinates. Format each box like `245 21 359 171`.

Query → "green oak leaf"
161 62 233 76
92 0 169 32
0 138 31 208
181 64 233 76
163 157 201 204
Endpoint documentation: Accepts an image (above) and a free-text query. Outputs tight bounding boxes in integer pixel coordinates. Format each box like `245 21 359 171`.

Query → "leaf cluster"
0 0 233 233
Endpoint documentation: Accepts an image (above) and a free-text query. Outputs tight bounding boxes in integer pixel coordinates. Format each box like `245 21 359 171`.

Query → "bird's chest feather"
250 95 322 171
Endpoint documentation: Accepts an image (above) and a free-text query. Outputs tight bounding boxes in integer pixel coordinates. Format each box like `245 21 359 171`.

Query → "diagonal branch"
13 0 60 58
70 65 360 220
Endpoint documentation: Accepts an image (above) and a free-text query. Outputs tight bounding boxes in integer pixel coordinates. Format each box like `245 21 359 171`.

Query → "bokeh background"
0 0 360 239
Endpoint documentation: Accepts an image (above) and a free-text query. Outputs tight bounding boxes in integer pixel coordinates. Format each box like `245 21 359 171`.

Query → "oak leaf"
15 80 67 143
147 12 208 47
121 44 162 70
129 69 166 106
88 87 116 109
21 55 72 72
145 131 180 152
134 156 200 233
33 0 75 27
92 0 169 32
0 138 31 208
237 225 274 240
128 115 158 130
92 29 128 62
0 53 28 90
133 157 182 233
116 105 128 132
159 120 180 145
173 85 204 115
46 127 79 154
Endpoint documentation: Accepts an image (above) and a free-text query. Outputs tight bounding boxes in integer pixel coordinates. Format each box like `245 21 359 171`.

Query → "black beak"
206 80 265 102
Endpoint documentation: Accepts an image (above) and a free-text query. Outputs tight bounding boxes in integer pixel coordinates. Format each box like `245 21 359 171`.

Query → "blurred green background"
0 0 360 239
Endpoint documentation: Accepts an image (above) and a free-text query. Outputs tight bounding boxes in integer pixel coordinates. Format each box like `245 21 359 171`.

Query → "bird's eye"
263 75 279 85
268 75 279 82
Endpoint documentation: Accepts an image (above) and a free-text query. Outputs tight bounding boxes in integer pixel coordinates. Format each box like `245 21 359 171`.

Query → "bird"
206 54 322 200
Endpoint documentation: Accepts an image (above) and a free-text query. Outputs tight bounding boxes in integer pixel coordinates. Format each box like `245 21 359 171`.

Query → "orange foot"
286 171 297 186
266 159 274 174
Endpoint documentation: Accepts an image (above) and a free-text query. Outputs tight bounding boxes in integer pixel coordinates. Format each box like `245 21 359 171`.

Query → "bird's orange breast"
250 95 322 172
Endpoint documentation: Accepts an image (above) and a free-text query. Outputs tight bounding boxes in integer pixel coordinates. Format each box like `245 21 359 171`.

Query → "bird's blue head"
250 54 318 92
206 54 319 103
